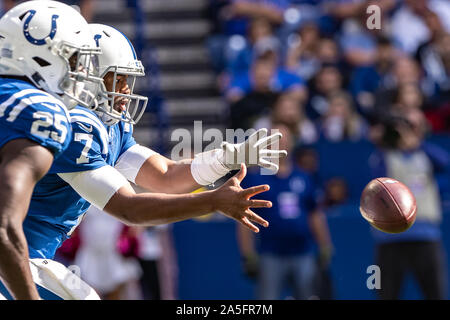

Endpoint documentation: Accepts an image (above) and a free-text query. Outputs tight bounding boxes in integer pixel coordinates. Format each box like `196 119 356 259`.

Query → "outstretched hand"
213 163 271 233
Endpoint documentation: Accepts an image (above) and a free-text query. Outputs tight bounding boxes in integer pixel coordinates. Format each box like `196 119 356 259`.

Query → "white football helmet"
89 23 148 126
0 0 103 109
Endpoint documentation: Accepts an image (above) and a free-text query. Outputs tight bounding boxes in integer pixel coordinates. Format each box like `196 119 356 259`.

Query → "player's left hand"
220 128 288 172
213 164 271 233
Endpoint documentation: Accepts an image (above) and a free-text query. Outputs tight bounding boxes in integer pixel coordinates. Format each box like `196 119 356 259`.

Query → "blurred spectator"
390 0 450 55
135 227 163 300
74 206 142 300
316 37 341 66
136 225 179 300
338 15 376 67
335 0 395 67
392 57 424 88
157 225 179 300
227 49 307 129
320 177 349 209
285 22 322 81
319 90 368 142
207 0 288 73
237 125 333 300
392 83 426 113
225 18 278 77
219 0 288 36
307 63 343 119
254 93 318 144
295 145 319 176
349 37 398 112
226 47 307 103
373 56 436 116
368 108 449 300
415 9 450 104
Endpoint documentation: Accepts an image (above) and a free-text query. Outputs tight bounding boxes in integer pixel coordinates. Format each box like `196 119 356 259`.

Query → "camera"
377 113 415 149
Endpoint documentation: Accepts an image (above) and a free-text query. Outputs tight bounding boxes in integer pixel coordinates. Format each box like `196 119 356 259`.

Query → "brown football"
360 177 417 234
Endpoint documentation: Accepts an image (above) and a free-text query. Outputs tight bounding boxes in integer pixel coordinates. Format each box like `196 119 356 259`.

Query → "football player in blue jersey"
0 1 103 300
0 23 287 300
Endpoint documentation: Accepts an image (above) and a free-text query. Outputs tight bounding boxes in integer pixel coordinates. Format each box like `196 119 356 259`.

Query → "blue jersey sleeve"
49 112 110 173
0 80 72 158
0 90 72 157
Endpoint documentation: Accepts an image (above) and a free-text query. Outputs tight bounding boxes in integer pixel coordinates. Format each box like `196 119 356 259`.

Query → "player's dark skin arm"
105 164 271 233
135 155 200 194
0 139 54 300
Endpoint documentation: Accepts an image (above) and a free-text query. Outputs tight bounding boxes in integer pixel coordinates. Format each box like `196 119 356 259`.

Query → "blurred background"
4 0 450 300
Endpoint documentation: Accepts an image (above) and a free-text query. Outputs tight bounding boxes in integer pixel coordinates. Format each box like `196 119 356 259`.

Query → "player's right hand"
212 163 271 233
220 128 287 172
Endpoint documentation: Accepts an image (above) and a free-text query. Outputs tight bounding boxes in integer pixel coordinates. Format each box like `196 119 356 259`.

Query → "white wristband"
190 149 230 185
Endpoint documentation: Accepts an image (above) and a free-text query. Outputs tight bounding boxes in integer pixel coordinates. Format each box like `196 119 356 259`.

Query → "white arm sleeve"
58 166 129 210
114 144 158 183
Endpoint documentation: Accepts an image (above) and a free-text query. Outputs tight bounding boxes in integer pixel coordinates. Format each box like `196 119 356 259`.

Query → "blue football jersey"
242 167 317 256
26 106 137 259
0 77 72 158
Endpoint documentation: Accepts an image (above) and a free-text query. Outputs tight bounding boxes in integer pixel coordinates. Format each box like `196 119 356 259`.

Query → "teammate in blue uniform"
0 1 103 300
25 106 138 260
0 23 288 300
237 125 333 299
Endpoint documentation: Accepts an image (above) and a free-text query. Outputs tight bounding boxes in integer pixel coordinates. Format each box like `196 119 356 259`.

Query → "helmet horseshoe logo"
23 10 59 46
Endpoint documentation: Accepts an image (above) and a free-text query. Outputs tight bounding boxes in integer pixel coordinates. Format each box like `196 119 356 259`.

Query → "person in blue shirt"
368 108 449 299
227 47 307 130
0 1 103 300
0 23 288 300
238 124 333 299
226 48 307 103
220 0 288 37
349 37 397 113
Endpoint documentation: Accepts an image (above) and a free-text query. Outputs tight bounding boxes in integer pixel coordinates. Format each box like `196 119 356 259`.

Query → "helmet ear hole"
18 12 27 21
32 56 51 67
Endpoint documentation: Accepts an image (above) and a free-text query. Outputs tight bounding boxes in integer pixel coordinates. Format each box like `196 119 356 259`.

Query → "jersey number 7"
75 133 93 164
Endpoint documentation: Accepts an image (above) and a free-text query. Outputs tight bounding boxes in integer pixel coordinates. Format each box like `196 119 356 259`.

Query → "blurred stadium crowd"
2 0 450 300
208 0 450 140
204 0 450 300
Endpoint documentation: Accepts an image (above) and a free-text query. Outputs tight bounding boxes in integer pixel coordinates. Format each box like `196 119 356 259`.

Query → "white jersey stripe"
69 108 106 132
70 115 109 154
0 89 50 118
6 94 67 122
